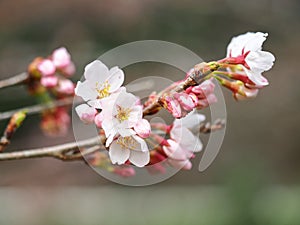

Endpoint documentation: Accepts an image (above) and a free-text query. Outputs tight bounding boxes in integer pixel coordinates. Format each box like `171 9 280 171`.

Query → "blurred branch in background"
0 72 28 89
0 118 225 161
0 96 79 121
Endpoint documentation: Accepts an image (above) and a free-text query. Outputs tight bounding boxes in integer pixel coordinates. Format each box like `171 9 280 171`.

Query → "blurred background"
0 0 300 224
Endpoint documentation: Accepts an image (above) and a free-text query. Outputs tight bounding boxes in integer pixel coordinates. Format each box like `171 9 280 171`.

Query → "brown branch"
0 72 28 89
0 96 81 121
0 136 104 161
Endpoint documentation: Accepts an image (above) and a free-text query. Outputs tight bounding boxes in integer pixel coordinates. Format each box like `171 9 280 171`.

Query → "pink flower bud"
75 104 97 124
234 87 259 100
37 59 56 76
113 166 136 177
52 47 71 68
57 79 74 95
134 119 151 138
165 96 182 118
40 75 58 88
191 79 215 98
174 92 196 111
60 61 76 77
168 159 192 170
94 112 104 128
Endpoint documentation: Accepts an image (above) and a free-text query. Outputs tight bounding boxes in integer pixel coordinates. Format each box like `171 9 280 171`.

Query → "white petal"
173 109 205 133
107 66 125 92
244 32 267 52
129 150 150 167
116 91 138 108
132 135 149 152
119 128 136 137
245 69 269 86
109 141 130 165
162 140 187 161
84 60 109 83
88 99 103 109
75 81 98 101
245 50 275 72
75 104 96 123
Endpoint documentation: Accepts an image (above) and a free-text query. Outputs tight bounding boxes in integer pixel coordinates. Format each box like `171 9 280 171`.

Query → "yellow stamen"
115 106 131 122
116 136 138 150
95 81 111 99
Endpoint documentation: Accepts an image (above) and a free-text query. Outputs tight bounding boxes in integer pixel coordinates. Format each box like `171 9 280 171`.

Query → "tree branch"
0 72 28 89
0 96 80 121
143 62 219 116
0 136 104 161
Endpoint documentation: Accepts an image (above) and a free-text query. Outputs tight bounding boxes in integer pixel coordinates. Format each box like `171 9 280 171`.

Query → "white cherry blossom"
226 32 275 87
109 135 150 167
75 60 124 108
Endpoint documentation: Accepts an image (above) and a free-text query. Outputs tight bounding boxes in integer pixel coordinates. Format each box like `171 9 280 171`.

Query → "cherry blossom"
101 89 150 146
75 60 124 108
163 110 205 169
225 32 275 87
109 135 150 167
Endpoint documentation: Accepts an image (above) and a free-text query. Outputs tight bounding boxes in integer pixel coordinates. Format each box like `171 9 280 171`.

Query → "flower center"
95 81 110 99
116 136 137 150
115 105 131 122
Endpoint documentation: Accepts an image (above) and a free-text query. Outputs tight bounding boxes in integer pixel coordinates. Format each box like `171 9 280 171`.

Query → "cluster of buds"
27 47 76 136
163 78 217 118
74 31 275 176
28 47 75 96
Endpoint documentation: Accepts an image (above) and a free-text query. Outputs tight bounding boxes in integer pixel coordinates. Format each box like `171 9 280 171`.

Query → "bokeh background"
0 0 300 224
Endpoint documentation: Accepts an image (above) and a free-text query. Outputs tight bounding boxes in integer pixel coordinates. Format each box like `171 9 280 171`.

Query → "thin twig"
0 72 28 89
0 136 104 161
0 97 81 121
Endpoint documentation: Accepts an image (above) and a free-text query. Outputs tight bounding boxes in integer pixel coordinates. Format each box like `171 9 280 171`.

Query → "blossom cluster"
27 47 76 136
74 31 275 177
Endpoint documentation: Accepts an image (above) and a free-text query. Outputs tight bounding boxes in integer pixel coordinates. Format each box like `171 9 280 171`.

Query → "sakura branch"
0 31 275 178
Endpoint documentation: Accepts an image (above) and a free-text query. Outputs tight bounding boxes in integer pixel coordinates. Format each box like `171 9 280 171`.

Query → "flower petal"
75 81 98 101
134 119 151 138
246 50 275 73
107 66 124 92
84 60 109 83
129 150 150 167
75 104 97 124
132 135 149 152
109 141 130 165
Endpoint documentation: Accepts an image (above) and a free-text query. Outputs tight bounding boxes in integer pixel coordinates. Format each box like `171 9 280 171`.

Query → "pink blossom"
60 62 76 77
75 104 97 124
113 166 136 177
174 92 197 111
94 112 104 128
133 119 151 138
40 76 58 88
165 96 182 118
37 59 56 76
57 79 75 95
52 47 71 68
